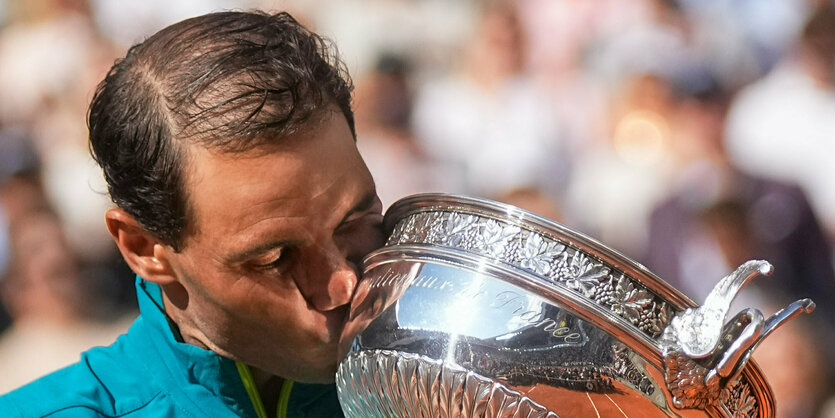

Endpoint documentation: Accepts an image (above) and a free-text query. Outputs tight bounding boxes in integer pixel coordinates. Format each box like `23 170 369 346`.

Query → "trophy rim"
363 246 663 363
383 193 696 311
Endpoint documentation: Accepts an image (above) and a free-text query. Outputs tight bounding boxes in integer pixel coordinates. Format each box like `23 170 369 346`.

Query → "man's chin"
284 362 339 384
307 371 338 384
270 349 340 384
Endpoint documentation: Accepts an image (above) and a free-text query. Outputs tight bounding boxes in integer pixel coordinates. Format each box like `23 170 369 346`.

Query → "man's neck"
251 367 284 415
159 289 286 413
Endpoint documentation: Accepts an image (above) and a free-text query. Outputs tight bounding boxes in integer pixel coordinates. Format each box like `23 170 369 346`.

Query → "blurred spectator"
309 0 476 79
0 207 132 393
678 0 810 71
0 128 46 220
0 130 132 393
645 73 835 416
0 126 133 392
0 128 134 393
561 0 708 257
0 0 7 26
0 0 118 265
565 72 678 257
90 0 242 48
648 77 835 306
726 2 835 240
589 0 697 88
672 0 764 88
0 127 46 335
355 54 450 208
0 0 139 316
516 0 625 153
2 209 85 323
411 1 567 198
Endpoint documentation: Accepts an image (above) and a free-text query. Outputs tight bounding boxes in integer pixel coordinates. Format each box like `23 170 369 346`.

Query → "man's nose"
303 242 359 311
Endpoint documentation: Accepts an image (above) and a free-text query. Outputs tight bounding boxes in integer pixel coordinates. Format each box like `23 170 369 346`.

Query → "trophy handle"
661 260 816 410
710 298 815 384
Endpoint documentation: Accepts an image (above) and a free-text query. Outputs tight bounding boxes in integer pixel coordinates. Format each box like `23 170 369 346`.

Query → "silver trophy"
336 194 815 417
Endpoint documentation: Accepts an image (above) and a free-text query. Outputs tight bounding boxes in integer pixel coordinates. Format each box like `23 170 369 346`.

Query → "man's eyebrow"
225 239 292 264
338 190 379 226
225 191 377 263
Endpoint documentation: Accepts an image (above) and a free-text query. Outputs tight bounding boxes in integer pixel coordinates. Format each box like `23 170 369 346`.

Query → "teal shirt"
0 278 343 417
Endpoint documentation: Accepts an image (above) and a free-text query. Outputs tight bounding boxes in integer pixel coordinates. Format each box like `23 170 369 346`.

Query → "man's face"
163 110 383 383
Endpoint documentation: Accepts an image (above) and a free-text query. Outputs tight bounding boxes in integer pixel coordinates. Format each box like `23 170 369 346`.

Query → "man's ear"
105 208 178 285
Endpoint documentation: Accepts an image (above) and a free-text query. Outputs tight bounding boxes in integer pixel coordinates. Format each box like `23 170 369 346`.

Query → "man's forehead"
187 148 353 206
185 112 358 187
180 114 371 237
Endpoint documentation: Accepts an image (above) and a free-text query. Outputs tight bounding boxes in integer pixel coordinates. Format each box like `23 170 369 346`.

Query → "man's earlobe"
105 208 177 285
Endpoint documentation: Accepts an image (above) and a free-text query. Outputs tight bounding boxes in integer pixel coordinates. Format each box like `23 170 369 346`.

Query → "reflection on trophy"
336 194 815 417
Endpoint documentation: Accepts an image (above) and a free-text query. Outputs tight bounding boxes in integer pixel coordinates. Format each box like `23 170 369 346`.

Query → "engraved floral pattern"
721 378 758 418
610 274 653 319
664 346 760 415
387 216 409 245
519 233 566 276
412 212 438 241
477 219 521 257
664 350 720 409
387 211 673 339
557 251 611 298
441 213 477 247
640 301 670 337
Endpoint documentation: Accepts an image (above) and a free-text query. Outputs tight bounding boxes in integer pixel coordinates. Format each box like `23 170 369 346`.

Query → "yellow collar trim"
235 362 293 418
277 378 294 418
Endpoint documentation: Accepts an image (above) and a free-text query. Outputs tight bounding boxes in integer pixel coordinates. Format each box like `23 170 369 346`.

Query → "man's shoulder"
0 330 166 417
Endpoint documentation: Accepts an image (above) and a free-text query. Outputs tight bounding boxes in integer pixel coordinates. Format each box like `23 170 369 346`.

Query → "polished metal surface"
336 194 815 417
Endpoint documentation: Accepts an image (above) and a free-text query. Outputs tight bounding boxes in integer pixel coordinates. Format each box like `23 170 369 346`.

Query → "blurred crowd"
0 0 834 416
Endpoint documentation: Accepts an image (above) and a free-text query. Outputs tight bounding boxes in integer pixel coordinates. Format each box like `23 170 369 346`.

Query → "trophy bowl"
336 194 814 417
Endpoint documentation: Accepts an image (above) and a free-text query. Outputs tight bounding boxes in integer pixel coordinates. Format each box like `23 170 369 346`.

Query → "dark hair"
88 11 354 251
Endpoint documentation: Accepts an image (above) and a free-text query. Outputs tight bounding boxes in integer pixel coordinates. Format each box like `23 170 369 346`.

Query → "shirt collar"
131 277 257 417
132 277 344 418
